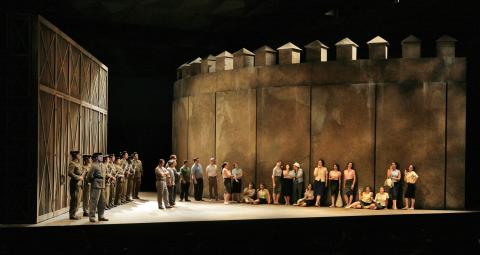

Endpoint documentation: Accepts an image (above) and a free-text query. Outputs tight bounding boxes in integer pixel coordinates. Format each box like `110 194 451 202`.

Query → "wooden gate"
36 17 108 221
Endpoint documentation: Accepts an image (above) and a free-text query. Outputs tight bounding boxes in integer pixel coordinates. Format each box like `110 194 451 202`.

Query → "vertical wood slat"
36 16 108 222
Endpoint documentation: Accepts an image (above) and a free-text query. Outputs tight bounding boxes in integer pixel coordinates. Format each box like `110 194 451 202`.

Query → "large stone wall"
172 36 466 209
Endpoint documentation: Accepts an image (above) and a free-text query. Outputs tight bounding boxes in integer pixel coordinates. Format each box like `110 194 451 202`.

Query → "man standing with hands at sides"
107 154 117 208
125 156 135 202
169 155 180 203
89 153 115 222
206 158 218 201
166 160 176 206
82 154 92 216
179 160 191 202
114 156 125 206
102 155 112 210
191 157 204 201
132 152 143 199
343 162 356 208
68 150 83 220
120 152 129 203
271 161 282 205
155 159 171 209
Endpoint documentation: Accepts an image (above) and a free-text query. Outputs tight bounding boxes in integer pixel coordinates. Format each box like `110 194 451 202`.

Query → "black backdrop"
4 0 480 209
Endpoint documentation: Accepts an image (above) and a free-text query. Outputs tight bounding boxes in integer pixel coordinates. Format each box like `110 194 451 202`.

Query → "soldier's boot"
69 215 81 220
83 211 89 217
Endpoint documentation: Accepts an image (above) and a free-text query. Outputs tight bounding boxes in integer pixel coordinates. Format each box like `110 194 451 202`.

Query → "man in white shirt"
206 158 218 201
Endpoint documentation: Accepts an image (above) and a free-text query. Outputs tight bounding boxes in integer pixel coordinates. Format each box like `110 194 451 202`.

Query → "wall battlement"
172 35 466 210
176 35 459 80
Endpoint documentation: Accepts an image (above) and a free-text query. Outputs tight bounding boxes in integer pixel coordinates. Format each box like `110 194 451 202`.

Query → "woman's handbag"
384 178 393 188
335 190 343 207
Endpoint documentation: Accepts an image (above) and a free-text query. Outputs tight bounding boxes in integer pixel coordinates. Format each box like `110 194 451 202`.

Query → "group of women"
221 160 419 210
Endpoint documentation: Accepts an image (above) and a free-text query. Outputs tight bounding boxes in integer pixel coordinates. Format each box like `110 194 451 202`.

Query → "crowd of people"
67 151 143 222
67 151 420 222
154 157 420 211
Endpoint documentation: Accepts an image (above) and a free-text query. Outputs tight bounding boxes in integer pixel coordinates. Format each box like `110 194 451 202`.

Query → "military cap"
107 154 114 158
82 154 91 160
70 150 80 156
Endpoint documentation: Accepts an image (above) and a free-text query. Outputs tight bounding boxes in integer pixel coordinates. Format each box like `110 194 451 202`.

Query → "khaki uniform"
108 162 117 207
82 163 92 214
114 163 125 205
126 162 135 201
133 159 143 198
89 162 107 220
120 159 129 202
68 160 84 218
102 162 111 208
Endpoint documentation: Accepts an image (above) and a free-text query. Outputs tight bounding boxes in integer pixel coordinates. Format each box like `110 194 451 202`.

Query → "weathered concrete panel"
187 93 216 196
311 84 375 202
446 82 466 209
216 67 257 92
257 64 311 88
215 89 256 195
375 82 446 209
257 86 310 187
172 98 188 164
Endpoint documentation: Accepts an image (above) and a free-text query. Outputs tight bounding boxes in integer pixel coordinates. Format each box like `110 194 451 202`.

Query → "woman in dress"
387 162 402 209
271 161 283 205
231 162 243 203
294 183 315 207
282 164 294 205
242 182 256 204
403 164 419 210
222 162 232 205
254 183 271 204
370 186 389 210
329 163 342 207
313 159 328 207
347 186 373 209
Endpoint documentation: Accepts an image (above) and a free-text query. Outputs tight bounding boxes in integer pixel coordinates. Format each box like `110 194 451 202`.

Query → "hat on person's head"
210 157 215 161
293 162 301 168
108 154 114 158
82 154 91 160
70 150 80 156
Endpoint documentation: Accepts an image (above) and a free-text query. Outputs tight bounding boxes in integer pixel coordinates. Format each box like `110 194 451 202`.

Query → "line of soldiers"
68 150 143 222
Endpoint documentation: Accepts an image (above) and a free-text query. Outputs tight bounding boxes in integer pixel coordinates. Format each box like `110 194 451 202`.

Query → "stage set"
1 4 479 254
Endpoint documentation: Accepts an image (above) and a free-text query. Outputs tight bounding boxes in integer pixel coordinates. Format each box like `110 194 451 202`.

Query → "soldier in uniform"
125 156 135 202
114 156 125 206
132 152 143 199
88 153 115 222
82 155 92 216
121 151 129 203
102 155 111 210
108 154 117 208
68 150 83 220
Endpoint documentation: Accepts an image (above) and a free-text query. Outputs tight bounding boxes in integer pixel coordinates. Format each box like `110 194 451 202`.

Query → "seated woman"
254 183 271 204
294 183 315 207
370 186 389 210
242 182 256 204
346 186 373 209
